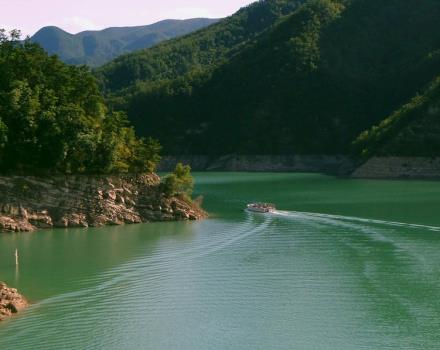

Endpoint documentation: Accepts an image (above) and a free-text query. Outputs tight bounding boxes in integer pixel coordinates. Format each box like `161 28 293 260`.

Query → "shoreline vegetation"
0 30 162 176
0 30 207 235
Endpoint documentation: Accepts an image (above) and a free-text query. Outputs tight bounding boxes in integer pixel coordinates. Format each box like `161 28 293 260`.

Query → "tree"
0 29 162 175
162 163 194 198
0 117 7 161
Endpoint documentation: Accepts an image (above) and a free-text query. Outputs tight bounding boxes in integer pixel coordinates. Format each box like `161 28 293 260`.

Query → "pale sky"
0 0 256 37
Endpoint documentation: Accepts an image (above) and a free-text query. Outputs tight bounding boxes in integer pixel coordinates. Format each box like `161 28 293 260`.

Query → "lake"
1 172 440 349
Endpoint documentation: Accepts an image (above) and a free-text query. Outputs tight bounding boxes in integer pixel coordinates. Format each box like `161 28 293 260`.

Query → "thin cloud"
60 16 101 33
163 7 223 19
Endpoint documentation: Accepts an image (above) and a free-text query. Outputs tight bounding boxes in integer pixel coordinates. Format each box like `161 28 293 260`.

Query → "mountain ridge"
97 0 307 93
31 18 219 67
97 0 440 158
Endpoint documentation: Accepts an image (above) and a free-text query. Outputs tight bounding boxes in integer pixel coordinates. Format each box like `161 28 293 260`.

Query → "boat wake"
26 215 272 309
271 210 440 232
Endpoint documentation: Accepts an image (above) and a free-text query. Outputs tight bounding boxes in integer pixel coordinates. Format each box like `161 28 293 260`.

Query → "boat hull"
245 207 275 213
245 203 276 213
246 208 270 213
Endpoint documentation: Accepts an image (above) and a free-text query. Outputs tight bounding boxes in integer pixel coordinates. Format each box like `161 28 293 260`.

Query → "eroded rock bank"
158 155 355 174
159 155 440 180
352 157 440 179
0 173 207 233
0 282 28 321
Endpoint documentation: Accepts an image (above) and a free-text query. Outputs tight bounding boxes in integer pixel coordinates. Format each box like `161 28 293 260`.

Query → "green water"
1 172 440 349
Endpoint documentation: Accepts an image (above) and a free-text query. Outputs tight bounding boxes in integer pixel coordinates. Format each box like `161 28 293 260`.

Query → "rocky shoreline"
158 155 355 174
0 282 28 321
159 155 440 180
351 157 440 179
0 173 207 233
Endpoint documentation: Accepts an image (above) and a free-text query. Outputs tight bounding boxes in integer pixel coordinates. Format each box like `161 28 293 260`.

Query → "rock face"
0 282 28 321
159 155 440 179
351 157 440 179
0 174 207 233
158 155 355 174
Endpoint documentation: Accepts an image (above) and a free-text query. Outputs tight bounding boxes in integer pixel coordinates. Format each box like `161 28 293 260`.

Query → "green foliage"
31 19 218 67
0 30 161 175
0 116 7 161
97 0 306 94
162 174 179 197
161 163 194 198
99 0 440 156
353 77 440 157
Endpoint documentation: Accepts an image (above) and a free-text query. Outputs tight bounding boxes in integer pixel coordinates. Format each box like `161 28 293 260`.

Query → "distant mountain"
98 0 440 157
31 18 219 67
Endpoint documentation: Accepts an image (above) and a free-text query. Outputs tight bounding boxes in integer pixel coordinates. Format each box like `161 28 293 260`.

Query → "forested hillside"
31 19 218 67
354 76 440 158
98 0 440 156
97 0 306 94
0 29 160 175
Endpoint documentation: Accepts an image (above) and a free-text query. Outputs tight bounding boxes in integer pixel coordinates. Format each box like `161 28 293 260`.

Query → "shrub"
161 163 194 198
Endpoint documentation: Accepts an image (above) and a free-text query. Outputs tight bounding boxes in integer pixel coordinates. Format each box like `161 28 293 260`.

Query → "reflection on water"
1 173 440 349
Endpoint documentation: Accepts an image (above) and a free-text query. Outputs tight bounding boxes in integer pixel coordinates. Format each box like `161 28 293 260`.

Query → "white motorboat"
245 203 276 213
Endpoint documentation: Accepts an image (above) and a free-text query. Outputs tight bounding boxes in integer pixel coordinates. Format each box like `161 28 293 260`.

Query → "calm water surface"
1 173 440 349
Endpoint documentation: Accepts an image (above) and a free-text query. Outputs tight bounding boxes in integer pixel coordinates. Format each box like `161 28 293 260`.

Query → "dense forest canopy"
96 0 307 95
354 76 440 158
0 29 161 175
96 0 440 156
3 0 439 165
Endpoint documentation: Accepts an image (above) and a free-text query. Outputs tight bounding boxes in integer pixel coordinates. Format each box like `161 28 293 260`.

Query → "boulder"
0 282 28 321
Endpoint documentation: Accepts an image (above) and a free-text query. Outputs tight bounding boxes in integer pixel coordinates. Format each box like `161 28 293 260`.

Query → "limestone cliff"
351 157 440 179
158 155 354 174
0 174 206 233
